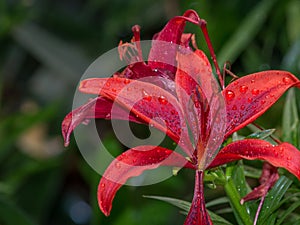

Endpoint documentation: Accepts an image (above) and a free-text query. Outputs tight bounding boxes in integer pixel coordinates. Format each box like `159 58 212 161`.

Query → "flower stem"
224 164 253 225
184 170 213 225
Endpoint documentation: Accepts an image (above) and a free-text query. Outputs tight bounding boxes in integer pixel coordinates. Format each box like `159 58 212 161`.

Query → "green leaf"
218 0 278 65
206 197 229 208
224 163 253 225
247 124 278 145
276 201 300 225
231 162 257 221
257 176 293 224
0 196 36 225
245 129 276 140
282 89 300 148
143 195 233 225
286 0 300 42
143 195 191 213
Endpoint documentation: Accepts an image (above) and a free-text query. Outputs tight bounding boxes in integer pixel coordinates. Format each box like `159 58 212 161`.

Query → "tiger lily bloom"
62 10 300 224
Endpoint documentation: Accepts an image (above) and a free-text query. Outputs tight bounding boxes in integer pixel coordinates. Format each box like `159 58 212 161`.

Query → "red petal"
241 162 279 204
98 146 195 216
224 71 300 136
208 139 300 180
61 97 141 147
79 77 194 156
148 10 201 74
175 49 226 167
175 49 214 137
184 170 213 225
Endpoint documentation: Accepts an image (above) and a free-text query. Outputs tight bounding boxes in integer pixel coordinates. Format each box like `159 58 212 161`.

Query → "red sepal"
224 71 300 137
98 146 195 216
241 162 279 204
79 77 193 156
209 139 300 180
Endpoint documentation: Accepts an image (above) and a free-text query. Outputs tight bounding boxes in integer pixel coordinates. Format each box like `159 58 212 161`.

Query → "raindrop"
240 105 245 110
283 77 291 84
115 162 121 169
142 89 152 101
111 87 117 92
225 90 235 101
100 183 105 188
232 105 237 110
261 100 266 104
247 97 252 102
124 78 131 84
105 82 111 87
239 85 248 94
251 79 255 83
158 96 168 105
251 89 259 95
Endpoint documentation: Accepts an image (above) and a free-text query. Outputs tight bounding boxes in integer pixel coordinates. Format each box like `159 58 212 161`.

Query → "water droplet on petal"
111 87 117 92
248 97 252 102
239 85 248 94
158 96 168 105
100 183 105 188
225 90 235 101
115 162 121 169
232 105 237 110
251 89 259 95
261 100 266 104
283 77 291 84
105 81 111 87
251 79 255 83
142 89 152 101
124 78 130 84
240 105 245 110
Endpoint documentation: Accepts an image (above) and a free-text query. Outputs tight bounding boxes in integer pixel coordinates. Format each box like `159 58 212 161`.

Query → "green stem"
224 164 252 225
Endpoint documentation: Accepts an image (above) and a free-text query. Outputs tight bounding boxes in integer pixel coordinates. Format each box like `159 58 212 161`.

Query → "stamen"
131 25 143 60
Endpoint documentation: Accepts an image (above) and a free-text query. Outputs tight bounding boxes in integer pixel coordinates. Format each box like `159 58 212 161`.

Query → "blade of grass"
218 0 278 65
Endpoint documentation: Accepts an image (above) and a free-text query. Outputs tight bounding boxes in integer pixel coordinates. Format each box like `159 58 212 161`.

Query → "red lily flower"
62 10 300 224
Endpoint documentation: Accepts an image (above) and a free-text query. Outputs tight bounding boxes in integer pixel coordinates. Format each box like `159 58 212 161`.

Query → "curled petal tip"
132 25 141 32
64 140 70 147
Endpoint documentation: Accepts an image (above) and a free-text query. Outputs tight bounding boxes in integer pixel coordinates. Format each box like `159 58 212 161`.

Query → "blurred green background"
0 0 300 224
